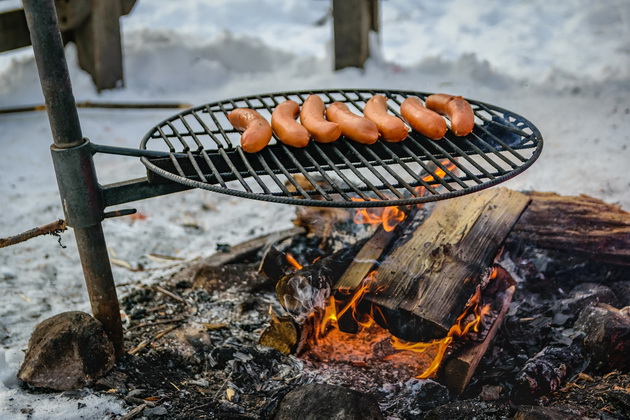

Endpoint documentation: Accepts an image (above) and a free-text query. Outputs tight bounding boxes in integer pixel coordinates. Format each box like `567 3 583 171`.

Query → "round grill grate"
140 89 543 208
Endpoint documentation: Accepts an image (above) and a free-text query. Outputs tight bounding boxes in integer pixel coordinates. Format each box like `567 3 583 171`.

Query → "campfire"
260 175 526 392
85 189 627 419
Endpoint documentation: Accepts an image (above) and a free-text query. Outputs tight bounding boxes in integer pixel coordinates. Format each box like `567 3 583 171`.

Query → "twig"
126 317 187 331
128 324 181 356
0 101 192 115
154 285 187 304
0 219 67 249
118 403 147 420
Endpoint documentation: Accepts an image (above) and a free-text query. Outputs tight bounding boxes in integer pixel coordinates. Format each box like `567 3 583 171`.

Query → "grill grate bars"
140 89 542 208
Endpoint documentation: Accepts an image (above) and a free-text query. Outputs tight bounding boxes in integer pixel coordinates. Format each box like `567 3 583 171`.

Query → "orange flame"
351 199 406 232
415 159 458 198
390 287 491 378
286 253 303 270
315 271 380 340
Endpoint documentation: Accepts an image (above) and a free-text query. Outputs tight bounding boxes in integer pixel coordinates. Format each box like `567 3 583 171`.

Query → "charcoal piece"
274 243 364 321
423 399 511 420
393 379 450 418
514 405 583 420
273 383 383 420
574 304 630 371
510 341 588 404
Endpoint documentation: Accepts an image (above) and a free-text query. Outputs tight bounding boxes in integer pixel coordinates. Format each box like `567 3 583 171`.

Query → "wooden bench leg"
74 0 124 91
332 0 379 70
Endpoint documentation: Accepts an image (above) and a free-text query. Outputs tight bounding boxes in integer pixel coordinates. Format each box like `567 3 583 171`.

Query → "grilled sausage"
299 95 342 143
228 108 273 153
426 93 475 136
400 96 447 140
363 95 409 142
325 102 379 144
271 100 310 148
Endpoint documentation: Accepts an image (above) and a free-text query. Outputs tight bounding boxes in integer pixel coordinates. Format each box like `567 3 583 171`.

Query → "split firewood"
366 187 530 342
510 340 588 404
509 192 630 266
439 266 516 394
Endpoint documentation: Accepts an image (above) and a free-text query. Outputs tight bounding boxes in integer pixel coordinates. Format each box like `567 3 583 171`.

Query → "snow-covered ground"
1 1 628 418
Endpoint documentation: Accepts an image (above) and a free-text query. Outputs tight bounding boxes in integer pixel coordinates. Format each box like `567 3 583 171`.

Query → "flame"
390 287 491 378
414 159 458 198
315 271 380 340
351 199 405 232
350 159 457 233
302 159 494 378
286 253 303 270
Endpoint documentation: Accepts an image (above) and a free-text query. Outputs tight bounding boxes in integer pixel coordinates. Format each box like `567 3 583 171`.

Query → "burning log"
439 267 516 394
366 187 530 342
509 192 630 266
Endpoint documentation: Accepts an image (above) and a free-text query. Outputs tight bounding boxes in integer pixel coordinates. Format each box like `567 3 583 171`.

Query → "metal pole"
22 0 124 357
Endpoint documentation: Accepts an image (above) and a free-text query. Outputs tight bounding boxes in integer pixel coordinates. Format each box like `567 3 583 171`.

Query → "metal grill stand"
23 0 124 356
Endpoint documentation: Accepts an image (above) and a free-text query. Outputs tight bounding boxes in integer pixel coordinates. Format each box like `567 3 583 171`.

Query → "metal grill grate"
140 89 543 208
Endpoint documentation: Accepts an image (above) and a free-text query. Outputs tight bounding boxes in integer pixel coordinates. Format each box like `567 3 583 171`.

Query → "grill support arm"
22 0 124 357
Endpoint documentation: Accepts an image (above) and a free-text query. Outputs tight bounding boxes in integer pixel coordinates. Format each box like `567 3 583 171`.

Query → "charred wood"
367 187 530 341
510 340 588 404
509 192 630 266
574 303 630 372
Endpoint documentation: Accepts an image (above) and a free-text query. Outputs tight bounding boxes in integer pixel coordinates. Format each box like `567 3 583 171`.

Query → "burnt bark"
509 192 630 266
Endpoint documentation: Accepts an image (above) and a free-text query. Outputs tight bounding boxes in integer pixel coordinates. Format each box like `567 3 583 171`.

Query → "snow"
0 0 629 418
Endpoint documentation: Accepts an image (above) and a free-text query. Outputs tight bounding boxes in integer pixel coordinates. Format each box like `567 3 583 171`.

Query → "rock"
574 303 630 371
514 404 583 420
18 311 115 391
274 383 383 420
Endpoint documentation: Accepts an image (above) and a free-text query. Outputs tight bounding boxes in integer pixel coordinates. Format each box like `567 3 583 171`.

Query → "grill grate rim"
139 89 543 208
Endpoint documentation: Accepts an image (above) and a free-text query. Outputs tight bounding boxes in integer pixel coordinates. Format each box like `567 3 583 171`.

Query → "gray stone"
18 311 115 391
274 383 383 420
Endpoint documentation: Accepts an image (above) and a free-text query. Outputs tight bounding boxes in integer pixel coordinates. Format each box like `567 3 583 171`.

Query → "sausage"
400 96 447 140
271 100 310 148
363 95 409 142
299 95 341 143
325 102 379 144
425 93 475 136
228 108 273 153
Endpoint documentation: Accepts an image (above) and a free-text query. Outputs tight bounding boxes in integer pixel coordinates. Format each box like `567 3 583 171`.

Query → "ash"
99 233 630 419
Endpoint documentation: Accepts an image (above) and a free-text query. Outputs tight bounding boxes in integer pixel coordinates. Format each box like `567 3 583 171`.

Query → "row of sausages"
227 94 475 153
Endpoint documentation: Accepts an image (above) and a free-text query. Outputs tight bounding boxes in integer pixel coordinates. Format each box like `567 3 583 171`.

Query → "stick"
0 219 67 248
128 324 181 356
118 403 147 420
0 101 192 115
154 285 187 304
